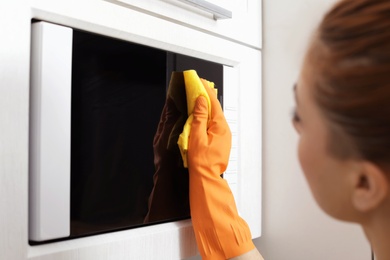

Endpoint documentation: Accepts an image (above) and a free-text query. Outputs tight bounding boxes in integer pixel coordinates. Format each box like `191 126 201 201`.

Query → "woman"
188 0 390 259
292 0 390 259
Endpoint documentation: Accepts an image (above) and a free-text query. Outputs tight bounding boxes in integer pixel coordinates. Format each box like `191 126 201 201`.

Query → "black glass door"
69 29 223 239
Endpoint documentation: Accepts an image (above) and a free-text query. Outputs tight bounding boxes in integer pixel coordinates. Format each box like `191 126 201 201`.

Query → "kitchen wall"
254 0 372 259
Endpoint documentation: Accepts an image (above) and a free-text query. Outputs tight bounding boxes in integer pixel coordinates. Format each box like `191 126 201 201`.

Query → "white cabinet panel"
107 0 262 49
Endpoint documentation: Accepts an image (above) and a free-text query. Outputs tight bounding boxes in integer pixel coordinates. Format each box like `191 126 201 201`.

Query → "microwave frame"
24 1 262 259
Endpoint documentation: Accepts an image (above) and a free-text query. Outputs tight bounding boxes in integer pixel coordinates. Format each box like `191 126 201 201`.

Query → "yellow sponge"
177 70 215 168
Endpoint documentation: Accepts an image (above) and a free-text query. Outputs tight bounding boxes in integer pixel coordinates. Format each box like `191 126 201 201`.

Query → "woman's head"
310 0 390 166
294 0 390 221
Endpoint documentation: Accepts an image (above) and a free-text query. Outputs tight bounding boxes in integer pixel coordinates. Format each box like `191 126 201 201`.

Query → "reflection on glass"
145 72 190 223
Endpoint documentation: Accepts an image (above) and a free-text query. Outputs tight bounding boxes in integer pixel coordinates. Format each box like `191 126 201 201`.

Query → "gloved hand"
188 79 256 260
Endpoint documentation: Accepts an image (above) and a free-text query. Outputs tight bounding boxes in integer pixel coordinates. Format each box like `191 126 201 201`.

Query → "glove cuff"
193 217 255 260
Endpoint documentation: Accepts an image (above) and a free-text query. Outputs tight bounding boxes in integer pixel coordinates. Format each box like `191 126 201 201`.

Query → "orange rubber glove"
188 80 255 260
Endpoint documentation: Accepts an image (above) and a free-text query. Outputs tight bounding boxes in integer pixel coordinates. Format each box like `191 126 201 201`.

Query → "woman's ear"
351 162 389 212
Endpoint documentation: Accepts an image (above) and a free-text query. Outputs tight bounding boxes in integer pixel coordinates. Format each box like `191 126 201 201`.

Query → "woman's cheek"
298 137 311 179
298 136 320 196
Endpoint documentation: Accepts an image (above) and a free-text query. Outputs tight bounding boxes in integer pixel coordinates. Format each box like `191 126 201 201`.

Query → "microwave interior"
29 21 223 244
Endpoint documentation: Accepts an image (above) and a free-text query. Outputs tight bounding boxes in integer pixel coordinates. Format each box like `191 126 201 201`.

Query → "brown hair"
309 0 390 166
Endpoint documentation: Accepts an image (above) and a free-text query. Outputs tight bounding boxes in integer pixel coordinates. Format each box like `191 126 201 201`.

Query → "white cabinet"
106 0 262 49
0 0 261 259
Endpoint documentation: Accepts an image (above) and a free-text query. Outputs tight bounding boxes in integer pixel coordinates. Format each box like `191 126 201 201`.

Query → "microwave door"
29 22 72 242
29 20 224 244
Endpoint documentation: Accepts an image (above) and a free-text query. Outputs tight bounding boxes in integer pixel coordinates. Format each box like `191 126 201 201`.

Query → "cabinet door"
107 0 262 49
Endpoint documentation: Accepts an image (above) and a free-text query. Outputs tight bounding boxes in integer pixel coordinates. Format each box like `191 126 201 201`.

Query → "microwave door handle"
29 21 72 242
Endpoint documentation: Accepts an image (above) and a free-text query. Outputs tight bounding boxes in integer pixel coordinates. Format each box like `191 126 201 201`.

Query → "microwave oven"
29 21 224 244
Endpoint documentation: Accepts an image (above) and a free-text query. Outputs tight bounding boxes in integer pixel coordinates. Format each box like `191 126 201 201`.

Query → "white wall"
254 0 372 259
